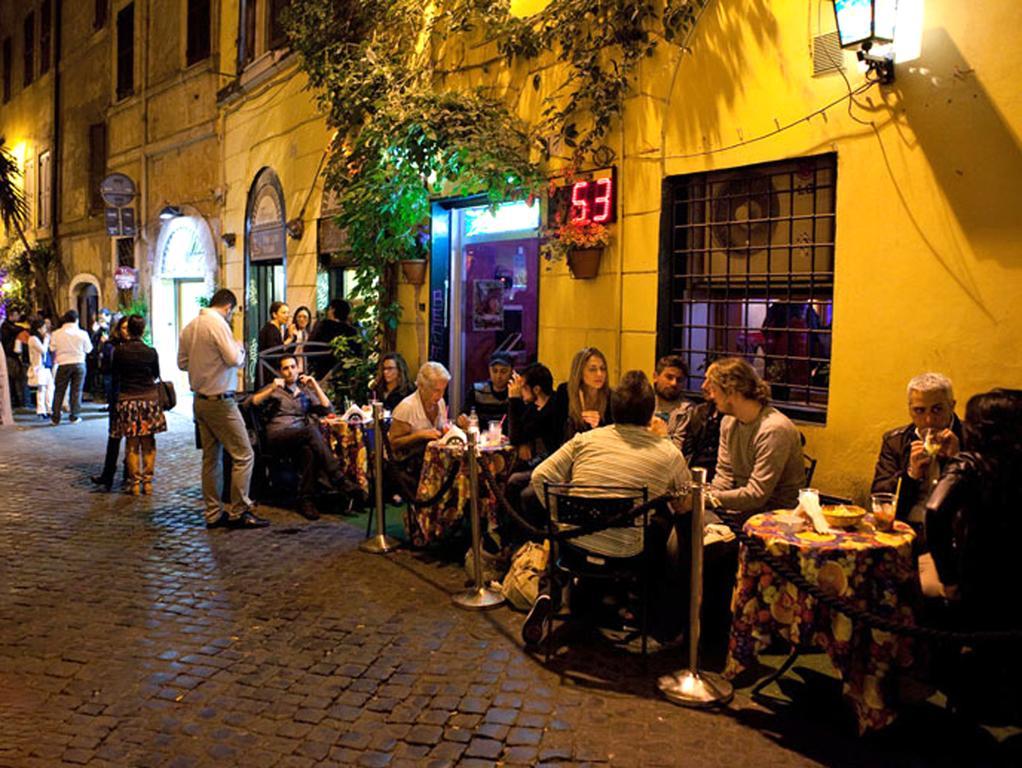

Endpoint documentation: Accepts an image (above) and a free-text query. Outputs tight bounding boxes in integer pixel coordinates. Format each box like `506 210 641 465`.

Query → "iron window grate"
658 153 837 423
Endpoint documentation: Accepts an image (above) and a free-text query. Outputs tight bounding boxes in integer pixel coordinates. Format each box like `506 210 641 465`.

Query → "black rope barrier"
477 459 674 543
376 424 464 510
717 514 1022 645
475 460 1022 646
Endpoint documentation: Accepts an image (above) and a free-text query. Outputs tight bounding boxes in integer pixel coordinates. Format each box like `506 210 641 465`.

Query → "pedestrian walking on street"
26 316 53 419
91 316 130 491
50 310 93 425
110 315 166 495
178 289 267 529
0 343 12 427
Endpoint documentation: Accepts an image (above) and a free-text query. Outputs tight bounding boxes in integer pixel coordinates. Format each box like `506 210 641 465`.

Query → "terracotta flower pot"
567 248 602 279
399 259 428 285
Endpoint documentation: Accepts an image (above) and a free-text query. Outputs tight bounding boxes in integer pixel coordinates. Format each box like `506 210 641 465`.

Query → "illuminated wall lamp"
832 0 897 84
158 205 183 220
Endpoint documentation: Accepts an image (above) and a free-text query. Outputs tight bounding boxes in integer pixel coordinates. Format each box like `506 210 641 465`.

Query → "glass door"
448 200 540 414
173 279 205 396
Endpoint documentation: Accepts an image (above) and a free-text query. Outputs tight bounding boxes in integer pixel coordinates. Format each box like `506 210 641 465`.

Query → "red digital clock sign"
550 167 617 225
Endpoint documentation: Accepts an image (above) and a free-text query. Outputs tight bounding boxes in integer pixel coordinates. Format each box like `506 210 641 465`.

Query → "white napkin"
798 493 832 534
341 404 374 422
437 425 468 446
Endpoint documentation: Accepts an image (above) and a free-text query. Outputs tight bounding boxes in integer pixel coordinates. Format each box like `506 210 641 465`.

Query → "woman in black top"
91 316 129 490
110 315 166 495
257 301 296 387
550 346 613 443
373 352 414 412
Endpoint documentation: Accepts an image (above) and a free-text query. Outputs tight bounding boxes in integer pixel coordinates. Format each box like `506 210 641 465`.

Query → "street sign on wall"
99 173 137 208
105 207 137 237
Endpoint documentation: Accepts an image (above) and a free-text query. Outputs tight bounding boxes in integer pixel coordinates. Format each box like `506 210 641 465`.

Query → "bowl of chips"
822 504 866 530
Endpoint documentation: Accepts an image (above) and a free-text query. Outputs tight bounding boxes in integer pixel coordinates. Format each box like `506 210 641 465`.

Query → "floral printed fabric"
319 418 369 496
725 513 918 733
407 443 514 548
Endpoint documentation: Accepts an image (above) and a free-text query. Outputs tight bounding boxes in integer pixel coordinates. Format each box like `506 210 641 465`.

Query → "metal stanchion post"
657 467 734 707
452 430 504 610
360 401 399 554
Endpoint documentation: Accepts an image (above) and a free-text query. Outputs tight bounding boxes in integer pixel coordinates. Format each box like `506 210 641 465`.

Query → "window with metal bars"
657 153 836 423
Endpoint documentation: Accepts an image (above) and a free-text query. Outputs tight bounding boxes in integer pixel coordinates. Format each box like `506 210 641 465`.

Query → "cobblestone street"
0 405 1016 767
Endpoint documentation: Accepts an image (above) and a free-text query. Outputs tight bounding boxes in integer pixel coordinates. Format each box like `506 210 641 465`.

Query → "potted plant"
398 222 430 286
540 217 611 279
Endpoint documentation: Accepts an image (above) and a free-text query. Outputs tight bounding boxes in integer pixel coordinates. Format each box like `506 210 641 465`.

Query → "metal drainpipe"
51 0 63 308
138 0 150 289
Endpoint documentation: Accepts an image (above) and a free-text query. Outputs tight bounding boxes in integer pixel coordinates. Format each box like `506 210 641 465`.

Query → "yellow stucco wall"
410 0 1022 501
212 1 1021 502
219 62 332 326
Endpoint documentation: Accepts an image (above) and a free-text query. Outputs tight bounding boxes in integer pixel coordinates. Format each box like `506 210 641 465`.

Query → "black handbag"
157 380 176 411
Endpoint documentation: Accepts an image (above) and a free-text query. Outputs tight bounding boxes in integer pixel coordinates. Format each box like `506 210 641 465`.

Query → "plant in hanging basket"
540 217 610 265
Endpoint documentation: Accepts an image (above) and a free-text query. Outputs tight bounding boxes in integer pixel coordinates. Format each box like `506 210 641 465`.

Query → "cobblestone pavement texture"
0 404 1017 767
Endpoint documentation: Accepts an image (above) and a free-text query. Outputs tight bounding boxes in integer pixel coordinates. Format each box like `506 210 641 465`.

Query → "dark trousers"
6 355 25 408
266 424 341 501
52 363 85 422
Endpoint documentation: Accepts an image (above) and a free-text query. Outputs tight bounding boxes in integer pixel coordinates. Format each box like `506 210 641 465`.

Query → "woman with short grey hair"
390 361 451 460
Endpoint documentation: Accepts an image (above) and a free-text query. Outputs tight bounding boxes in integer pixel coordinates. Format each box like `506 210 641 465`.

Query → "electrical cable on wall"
663 79 877 160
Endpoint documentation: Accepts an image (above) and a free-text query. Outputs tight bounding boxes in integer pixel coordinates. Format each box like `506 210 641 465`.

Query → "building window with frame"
2 38 11 103
23 12 34 87
116 3 135 100
268 0 292 50
37 150 52 229
186 0 211 65
657 153 837 423
40 0 51 75
88 123 108 214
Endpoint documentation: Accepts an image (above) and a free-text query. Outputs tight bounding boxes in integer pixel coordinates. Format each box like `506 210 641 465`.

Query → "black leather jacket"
925 453 1022 630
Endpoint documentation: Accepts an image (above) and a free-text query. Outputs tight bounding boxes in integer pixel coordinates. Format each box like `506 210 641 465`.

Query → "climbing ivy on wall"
284 0 707 342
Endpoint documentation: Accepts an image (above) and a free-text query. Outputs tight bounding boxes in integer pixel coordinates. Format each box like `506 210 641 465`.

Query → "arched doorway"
244 168 287 385
152 215 218 397
68 274 102 330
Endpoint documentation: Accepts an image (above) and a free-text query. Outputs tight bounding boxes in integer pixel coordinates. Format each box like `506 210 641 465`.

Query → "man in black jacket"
871 372 963 534
308 299 359 380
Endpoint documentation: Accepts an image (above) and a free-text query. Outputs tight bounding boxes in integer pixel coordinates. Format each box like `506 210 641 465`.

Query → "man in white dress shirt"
50 310 93 425
178 289 267 530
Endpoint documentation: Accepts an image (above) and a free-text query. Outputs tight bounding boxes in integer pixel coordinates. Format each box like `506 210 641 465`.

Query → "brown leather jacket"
871 414 964 521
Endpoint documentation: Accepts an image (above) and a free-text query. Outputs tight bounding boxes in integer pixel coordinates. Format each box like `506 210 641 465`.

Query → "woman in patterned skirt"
110 315 166 495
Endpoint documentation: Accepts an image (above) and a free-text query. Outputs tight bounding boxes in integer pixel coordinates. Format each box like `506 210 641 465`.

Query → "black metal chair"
541 482 651 660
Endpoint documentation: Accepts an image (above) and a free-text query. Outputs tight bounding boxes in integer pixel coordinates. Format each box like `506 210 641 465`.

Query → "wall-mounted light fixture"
158 205 183 221
832 0 897 83
221 232 237 248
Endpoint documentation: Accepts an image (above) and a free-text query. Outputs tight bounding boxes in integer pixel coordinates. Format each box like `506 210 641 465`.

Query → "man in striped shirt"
523 371 692 646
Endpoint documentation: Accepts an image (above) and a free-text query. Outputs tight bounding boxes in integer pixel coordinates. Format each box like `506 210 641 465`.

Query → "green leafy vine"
284 0 706 349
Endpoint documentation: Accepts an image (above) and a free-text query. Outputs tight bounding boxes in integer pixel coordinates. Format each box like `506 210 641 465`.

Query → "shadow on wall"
893 26 1022 264
665 0 781 155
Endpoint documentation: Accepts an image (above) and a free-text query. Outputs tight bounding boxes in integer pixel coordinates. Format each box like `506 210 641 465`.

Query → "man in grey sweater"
703 357 805 517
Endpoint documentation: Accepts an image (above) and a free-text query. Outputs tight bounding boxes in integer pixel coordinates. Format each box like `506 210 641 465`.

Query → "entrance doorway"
152 216 217 398
429 199 541 414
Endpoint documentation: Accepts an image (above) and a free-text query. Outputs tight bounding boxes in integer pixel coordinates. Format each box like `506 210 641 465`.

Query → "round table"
725 512 918 733
318 416 370 497
406 440 515 548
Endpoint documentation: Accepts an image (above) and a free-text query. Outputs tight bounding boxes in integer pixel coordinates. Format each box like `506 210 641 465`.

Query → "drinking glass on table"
870 492 896 532
922 427 943 458
487 420 503 445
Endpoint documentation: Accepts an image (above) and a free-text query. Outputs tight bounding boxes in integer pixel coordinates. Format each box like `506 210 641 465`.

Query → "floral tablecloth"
319 417 370 497
725 513 918 733
406 441 514 548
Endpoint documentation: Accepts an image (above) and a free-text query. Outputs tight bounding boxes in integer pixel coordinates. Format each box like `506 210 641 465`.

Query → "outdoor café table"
724 512 918 733
406 439 515 548
318 415 370 498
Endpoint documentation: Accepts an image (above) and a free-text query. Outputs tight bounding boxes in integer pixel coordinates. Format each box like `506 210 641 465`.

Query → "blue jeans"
51 363 85 423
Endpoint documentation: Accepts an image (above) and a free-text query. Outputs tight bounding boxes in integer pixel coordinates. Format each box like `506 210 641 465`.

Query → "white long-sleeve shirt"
177 308 245 396
50 322 93 366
